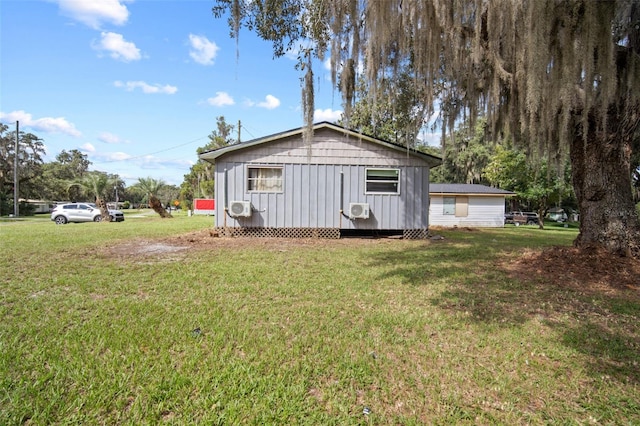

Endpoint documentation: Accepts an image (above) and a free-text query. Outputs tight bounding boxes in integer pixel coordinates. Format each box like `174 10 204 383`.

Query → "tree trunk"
149 195 173 218
95 196 111 222
570 107 640 257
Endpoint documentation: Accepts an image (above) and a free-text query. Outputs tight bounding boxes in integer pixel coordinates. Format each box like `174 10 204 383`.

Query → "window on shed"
443 197 456 215
247 167 283 192
366 168 400 193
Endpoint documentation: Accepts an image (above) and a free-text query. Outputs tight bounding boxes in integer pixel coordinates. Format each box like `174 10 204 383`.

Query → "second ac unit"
229 201 252 217
349 202 369 219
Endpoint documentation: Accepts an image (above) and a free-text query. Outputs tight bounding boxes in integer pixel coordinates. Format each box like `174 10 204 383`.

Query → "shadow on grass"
367 234 640 385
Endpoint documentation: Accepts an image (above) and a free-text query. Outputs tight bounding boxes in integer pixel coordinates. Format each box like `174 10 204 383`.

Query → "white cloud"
56 0 131 29
106 151 132 161
256 94 281 110
80 145 132 161
314 108 343 122
139 156 193 169
207 92 235 107
98 132 128 144
0 110 81 137
80 142 96 153
188 34 219 65
114 80 177 94
93 32 141 62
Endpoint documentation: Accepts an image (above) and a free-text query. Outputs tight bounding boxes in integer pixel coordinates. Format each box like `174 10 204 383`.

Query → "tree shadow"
366 237 640 384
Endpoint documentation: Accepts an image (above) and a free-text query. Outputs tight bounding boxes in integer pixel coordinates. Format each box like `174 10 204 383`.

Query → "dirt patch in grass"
502 245 640 300
110 228 639 300
106 229 406 262
169 229 406 249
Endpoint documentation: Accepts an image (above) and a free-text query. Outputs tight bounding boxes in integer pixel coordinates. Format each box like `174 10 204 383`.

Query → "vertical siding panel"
329 165 339 227
309 165 318 226
405 167 413 228
296 164 302 226
380 195 390 229
416 167 424 228
349 165 360 229
317 165 326 227
424 169 430 227
284 165 294 227
285 164 300 227
406 167 416 228
214 164 224 227
417 167 425 227
301 166 309 226
324 164 332 227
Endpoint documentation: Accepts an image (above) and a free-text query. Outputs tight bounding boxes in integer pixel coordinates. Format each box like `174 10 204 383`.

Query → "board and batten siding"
213 128 431 230
429 195 506 227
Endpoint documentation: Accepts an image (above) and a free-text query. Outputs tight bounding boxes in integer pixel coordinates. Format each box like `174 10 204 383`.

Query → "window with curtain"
247 167 283 192
365 168 400 193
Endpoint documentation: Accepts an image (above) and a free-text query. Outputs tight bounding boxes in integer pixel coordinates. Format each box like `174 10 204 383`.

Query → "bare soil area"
111 228 640 299
502 245 640 300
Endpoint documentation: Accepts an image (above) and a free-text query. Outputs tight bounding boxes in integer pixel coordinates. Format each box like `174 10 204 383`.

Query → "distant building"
429 184 515 227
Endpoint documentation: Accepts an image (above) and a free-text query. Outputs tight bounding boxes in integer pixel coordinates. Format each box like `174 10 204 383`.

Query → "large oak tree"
214 0 640 256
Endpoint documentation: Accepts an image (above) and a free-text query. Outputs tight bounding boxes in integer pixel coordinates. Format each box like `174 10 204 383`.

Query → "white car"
51 202 125 224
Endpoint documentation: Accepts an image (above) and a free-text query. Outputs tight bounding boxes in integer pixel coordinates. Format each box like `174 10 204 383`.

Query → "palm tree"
134 177 173 218
68 172 114 222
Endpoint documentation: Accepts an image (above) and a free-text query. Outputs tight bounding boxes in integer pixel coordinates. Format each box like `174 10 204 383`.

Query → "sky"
1 0 354 186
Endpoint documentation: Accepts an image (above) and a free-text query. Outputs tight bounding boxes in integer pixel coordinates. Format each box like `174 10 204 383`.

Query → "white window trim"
246 165 284 193
365 167 401 195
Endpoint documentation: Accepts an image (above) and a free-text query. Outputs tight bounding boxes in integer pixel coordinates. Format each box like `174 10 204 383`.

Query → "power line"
98 135 208 163
239 123 255 140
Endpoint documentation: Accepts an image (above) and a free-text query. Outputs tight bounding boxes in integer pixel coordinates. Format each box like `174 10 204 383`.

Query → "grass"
1 215 638 424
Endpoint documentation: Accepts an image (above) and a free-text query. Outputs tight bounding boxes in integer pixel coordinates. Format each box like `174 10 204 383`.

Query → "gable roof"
199 121 442 167
429 184 515 196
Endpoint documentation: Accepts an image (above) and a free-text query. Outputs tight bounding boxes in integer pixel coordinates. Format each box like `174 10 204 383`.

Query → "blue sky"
1 0 348 186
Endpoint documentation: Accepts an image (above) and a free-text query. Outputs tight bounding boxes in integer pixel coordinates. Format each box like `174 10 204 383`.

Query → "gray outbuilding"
199 122 442 238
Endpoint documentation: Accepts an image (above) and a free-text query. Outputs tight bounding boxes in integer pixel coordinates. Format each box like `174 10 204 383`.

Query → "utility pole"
114 178 119 209
237 120 241 143
13 121 19 217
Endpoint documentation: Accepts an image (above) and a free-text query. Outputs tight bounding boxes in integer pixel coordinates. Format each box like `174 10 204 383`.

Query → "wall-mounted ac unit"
229 201 252 217
349 202 369 219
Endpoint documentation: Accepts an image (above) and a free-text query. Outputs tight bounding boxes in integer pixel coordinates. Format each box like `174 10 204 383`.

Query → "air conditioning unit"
229 201 252 217
349 202 369 219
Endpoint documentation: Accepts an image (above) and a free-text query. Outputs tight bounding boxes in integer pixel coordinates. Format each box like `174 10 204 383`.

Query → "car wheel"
94 215 102 222
54 215 67 225
527 220 536 225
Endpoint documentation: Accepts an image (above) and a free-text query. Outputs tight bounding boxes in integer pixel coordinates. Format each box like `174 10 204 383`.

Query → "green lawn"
1 216 638 424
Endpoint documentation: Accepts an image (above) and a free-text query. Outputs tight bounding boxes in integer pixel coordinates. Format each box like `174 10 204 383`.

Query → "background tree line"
3 110 636 228
0 123 181 216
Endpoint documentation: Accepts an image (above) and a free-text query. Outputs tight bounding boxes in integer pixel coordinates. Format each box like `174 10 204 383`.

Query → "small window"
366 168 400 193
63 205 77 210
443 197 456 215
247 166 283 192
